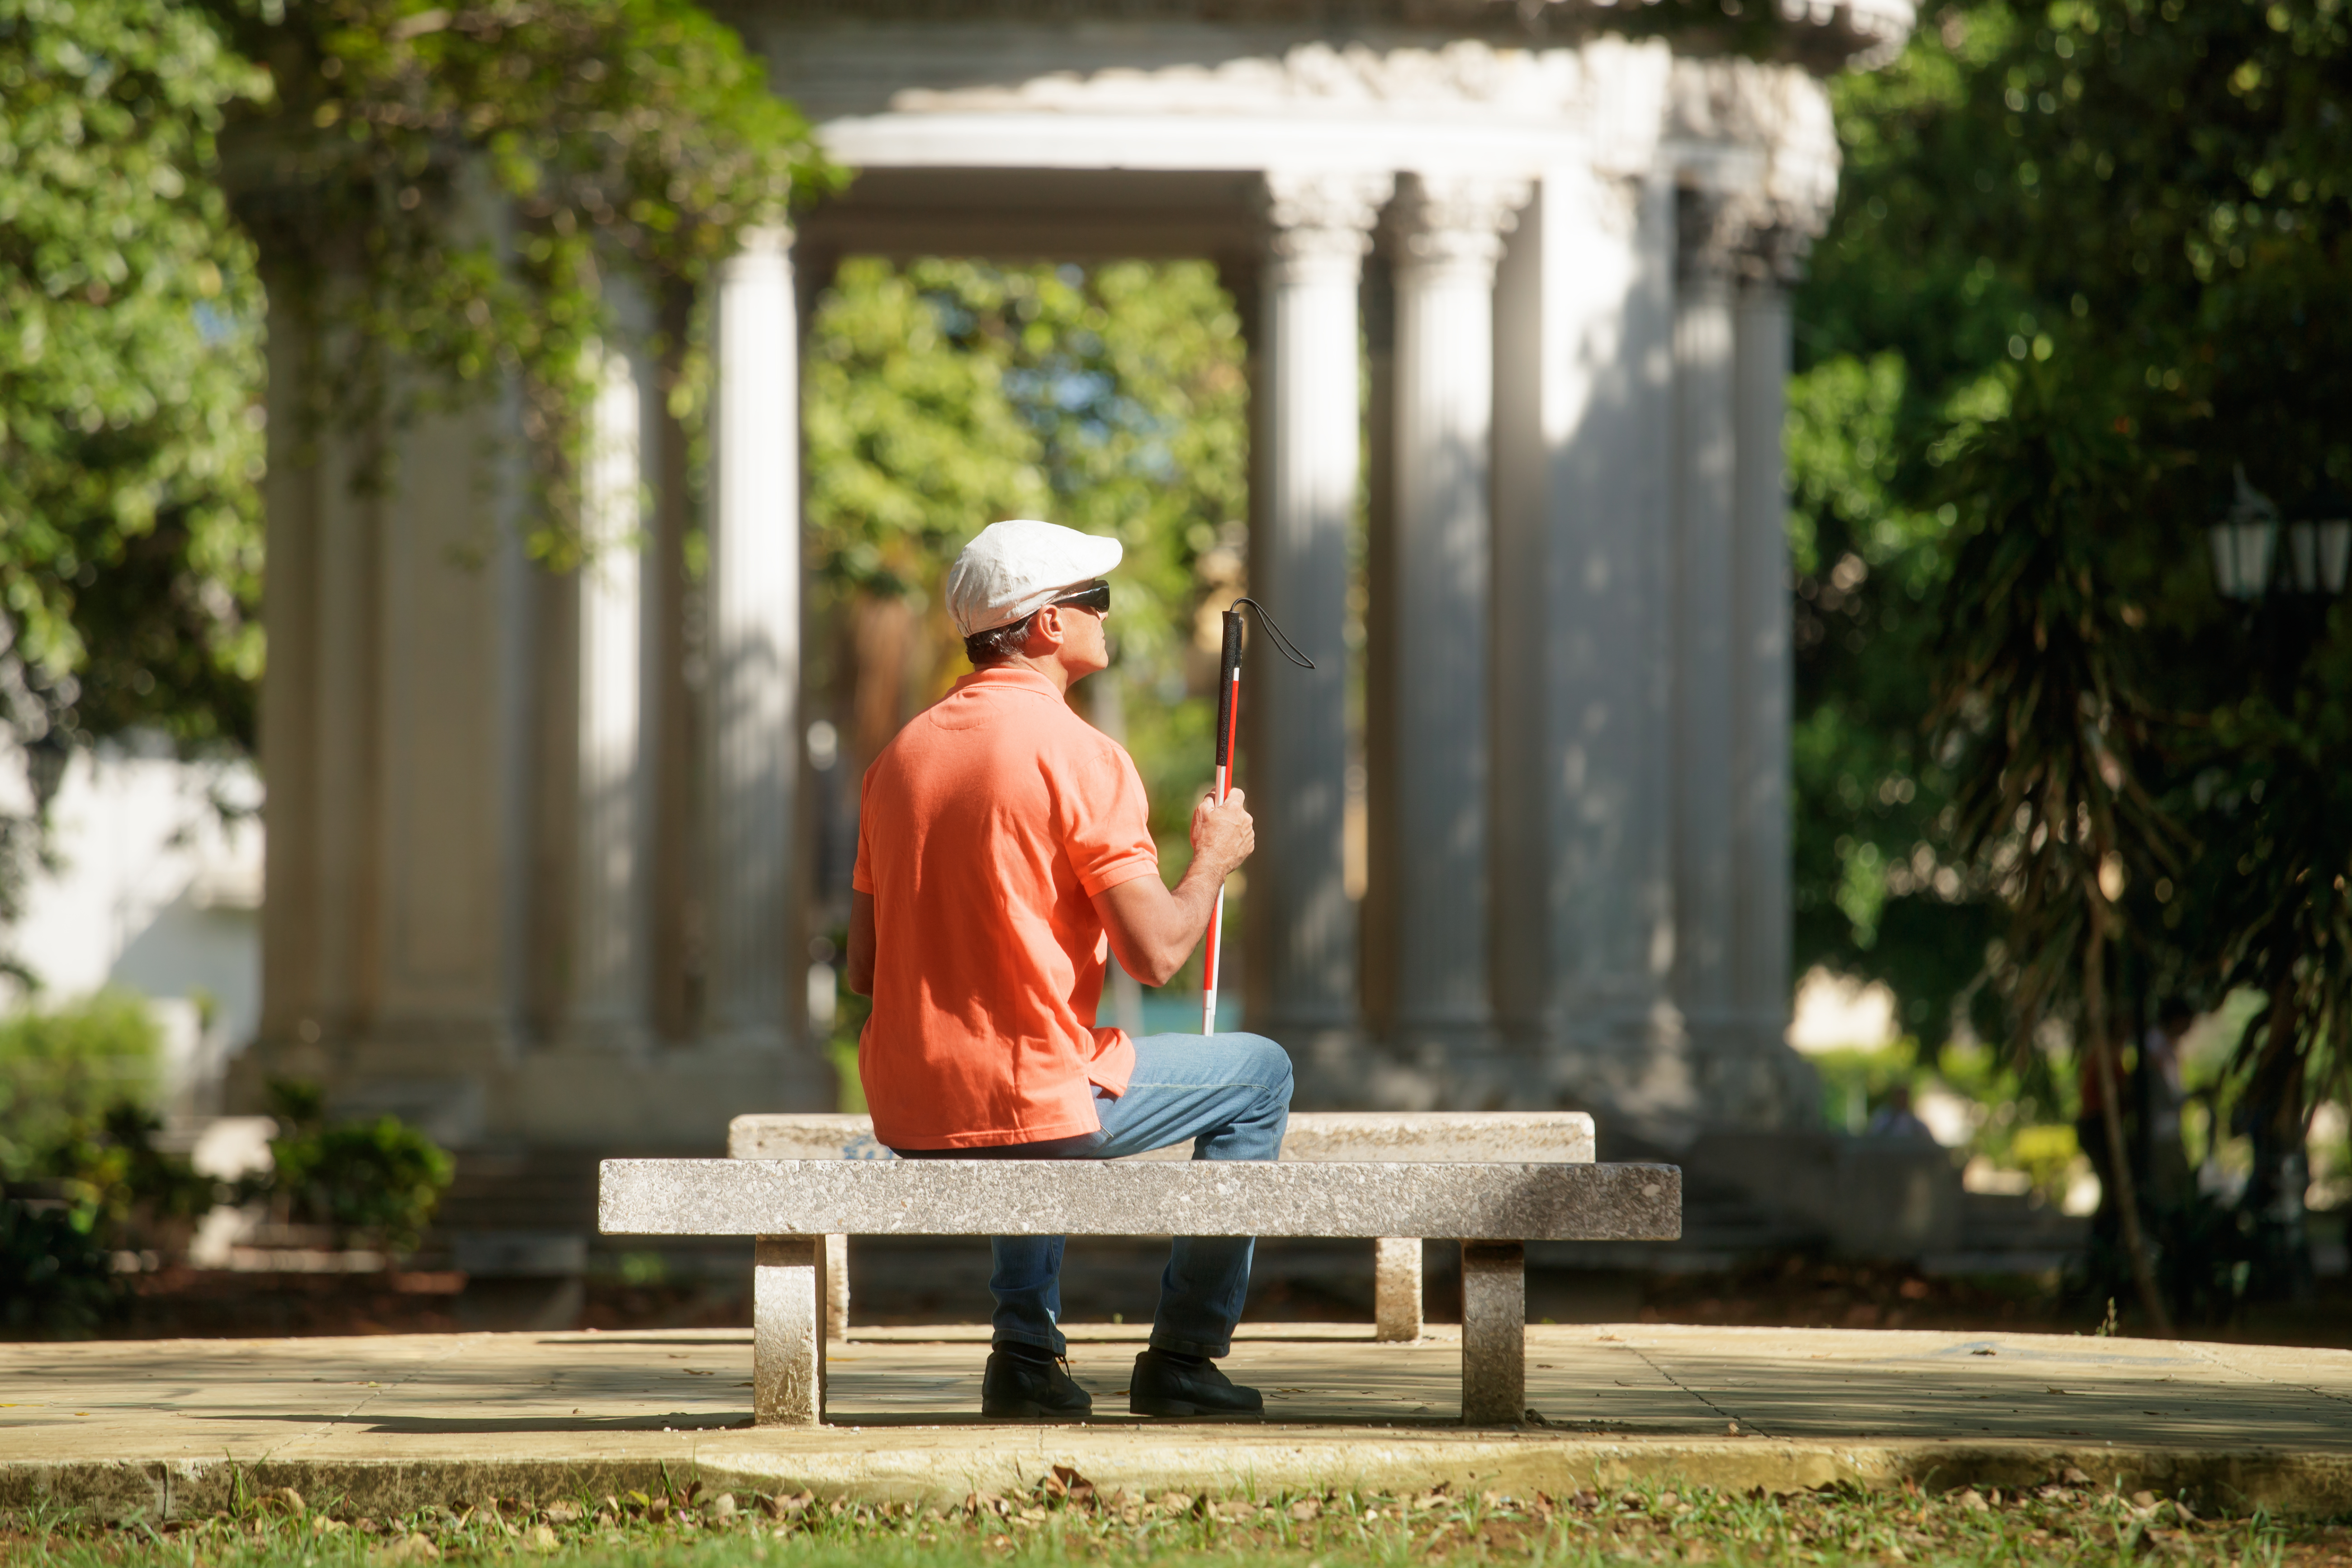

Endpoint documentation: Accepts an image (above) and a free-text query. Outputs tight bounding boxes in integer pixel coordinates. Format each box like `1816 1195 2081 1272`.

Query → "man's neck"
985 652 1080 694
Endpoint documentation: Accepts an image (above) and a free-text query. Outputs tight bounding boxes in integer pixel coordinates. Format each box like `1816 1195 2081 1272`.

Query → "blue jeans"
891 1031 1292 1359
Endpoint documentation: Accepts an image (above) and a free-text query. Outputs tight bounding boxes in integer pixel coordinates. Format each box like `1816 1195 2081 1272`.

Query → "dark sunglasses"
1048 580 1111 616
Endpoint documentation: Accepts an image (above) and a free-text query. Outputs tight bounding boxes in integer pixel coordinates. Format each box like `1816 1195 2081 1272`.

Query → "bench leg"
1373 1238 1423 1341
754 1235 825 1426
824 1233 850 1342
1459 1240 1524 1426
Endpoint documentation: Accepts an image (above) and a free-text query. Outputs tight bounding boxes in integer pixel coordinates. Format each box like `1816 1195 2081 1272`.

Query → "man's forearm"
1091 787 1254 989
1093 853 1237 988
1168 853 1235 949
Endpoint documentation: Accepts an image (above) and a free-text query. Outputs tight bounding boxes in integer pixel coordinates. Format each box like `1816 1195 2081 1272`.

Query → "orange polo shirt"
852 665 1159 1150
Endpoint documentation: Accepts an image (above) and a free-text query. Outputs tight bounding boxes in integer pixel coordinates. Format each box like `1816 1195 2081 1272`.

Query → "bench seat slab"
602 1159 1679 1241
727 1111 1598 1165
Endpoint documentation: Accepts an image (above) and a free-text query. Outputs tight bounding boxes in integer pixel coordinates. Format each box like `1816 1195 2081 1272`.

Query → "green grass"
3 1474 2338 1568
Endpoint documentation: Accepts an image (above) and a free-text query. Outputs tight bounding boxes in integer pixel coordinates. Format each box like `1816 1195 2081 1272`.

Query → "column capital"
1261 170 1393 266
1554 168 1643 241
721 223 795 284
1676 186 1810 288
1392 172 1532 274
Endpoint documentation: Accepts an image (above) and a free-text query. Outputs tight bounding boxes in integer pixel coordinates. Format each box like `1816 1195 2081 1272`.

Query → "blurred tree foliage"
1789 4 2042 1059
804 258 1248 855
199 0 837 560
0 1 270 955
1794 0 2352 1304
0 990 163 1180
0 0 826 970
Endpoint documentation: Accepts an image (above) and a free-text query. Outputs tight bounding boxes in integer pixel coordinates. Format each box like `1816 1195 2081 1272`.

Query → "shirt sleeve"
1059 740 1160 899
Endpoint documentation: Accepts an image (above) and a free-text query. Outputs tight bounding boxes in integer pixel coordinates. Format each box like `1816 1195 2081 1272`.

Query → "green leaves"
0 990 165 1184
1802 1 2349 1303
1794 0 2352 1107
202 0 837 557
0 1 834 954
0 1194 122 1336
805 259 1053 603
1786 347 1983 1042
0 0 268 758
267 1113 454 1255
1928 369 2176 1019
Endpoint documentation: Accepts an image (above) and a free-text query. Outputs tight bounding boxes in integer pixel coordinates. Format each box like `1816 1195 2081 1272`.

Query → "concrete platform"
6 1324 2352 1518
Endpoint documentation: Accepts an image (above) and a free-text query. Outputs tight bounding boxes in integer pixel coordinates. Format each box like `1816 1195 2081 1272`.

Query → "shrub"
0 992 161 1179
0 1197 122 1338
259 1081 454 1255
44 1101 221 1247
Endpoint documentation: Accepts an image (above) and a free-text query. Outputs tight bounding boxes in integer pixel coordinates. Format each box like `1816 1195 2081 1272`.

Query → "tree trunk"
2084 902 2175 1336
2242 977 2314 1303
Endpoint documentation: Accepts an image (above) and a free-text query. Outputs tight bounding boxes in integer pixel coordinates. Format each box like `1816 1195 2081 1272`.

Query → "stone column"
707 225 807 1066
1383 173 1528 1080
1491 167 1688 1126
256 287 327 1058
1244 171 1390 1052
1358 252 1399 1047
1734 260 1797 1101
1670 190 1742 1061
568 324 656 1049
1488 185 1549 1060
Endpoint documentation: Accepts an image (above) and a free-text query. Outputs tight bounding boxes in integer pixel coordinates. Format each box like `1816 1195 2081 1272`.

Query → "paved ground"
7 1324 2351 1517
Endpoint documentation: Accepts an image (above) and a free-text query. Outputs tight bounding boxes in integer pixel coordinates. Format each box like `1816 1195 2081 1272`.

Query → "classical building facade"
241 0 1911 1155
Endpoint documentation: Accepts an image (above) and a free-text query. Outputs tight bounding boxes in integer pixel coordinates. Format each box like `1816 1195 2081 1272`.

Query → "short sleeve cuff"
1077 853 1159 900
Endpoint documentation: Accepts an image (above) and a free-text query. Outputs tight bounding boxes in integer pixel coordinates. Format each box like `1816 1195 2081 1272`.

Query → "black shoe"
1128 1347 1264 1418
981 1345 1093 1419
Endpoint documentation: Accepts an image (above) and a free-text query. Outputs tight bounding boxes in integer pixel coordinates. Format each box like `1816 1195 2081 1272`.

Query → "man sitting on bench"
846 518 1291 1421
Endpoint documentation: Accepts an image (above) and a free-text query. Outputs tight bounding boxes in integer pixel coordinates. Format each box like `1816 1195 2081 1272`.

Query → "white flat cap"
945 519 1124 638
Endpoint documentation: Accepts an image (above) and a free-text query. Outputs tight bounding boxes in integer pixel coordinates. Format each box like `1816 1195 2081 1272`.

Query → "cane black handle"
1213 609 1245 784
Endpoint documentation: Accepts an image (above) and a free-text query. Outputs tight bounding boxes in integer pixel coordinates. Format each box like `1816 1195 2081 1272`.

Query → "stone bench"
727 1110 1596 1344
598 1153 1679 1426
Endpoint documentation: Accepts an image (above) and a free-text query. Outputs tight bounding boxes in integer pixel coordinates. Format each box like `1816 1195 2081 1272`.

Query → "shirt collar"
949 664 1066 701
